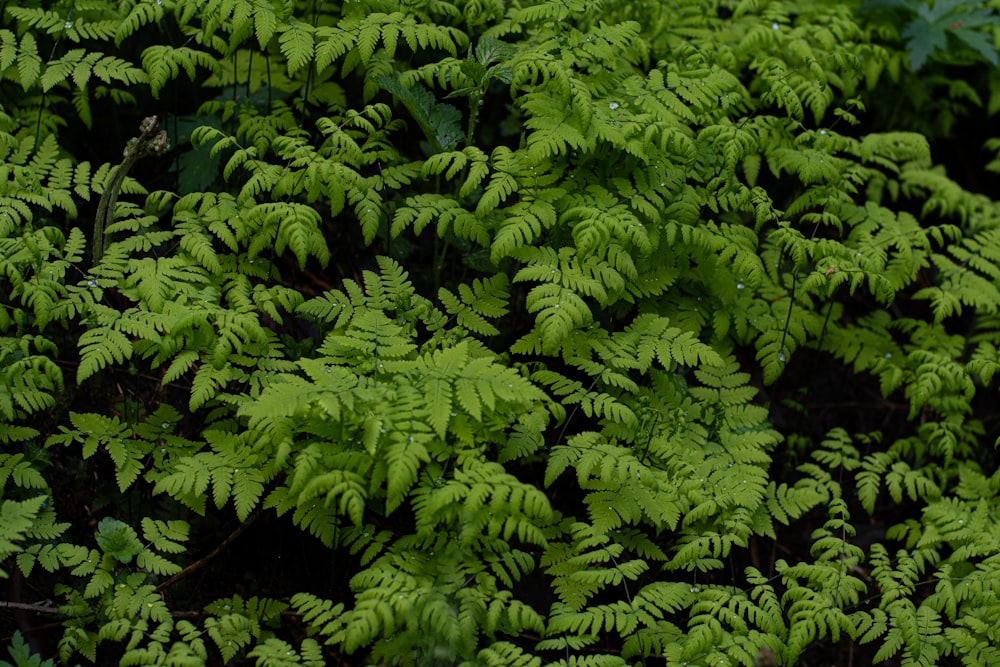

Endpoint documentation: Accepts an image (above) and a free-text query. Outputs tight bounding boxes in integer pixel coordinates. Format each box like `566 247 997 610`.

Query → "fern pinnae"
9 0 1000 664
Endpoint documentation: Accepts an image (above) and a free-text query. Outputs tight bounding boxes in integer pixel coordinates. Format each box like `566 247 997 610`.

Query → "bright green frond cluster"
4 0 1000 665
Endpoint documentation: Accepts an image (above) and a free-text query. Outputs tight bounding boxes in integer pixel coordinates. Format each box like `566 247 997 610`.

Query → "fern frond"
392 194 489 245
141 45 219 96
77 327 133 382
438 275 510 337
278 20 315 76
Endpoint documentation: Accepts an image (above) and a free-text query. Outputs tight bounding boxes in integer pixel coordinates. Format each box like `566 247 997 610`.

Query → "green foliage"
3 0 1000 665
0 632 55 667
859 0 1000 70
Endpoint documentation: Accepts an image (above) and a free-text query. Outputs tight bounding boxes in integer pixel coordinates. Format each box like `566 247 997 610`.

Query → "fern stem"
433 173 445 291
92 156 132 263
92 116 169 263
466 92 482 146
156 508 263 593
0 600 62 615
777 268 799 366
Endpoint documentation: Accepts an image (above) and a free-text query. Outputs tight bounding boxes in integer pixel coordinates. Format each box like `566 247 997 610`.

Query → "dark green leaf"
94 517 142 564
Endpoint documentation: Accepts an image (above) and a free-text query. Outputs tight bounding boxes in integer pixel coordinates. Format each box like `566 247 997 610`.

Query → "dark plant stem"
92 116 169 263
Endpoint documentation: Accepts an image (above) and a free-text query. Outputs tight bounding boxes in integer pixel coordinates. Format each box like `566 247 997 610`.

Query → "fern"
0 632 56 667
437 274 509 337
7 0 1000 665
141 45 219 96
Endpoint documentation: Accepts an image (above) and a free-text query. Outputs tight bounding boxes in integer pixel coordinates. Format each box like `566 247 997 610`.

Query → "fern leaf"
477 147 521 217
525 283 593 353
116 0 165 44
392 194 489 246
40 48 84 91
278 20 315 76
314 25 356 71
92 54 147 86
252 1 282 48
438 275 509 336
141 46 218 96
384 430 430 513
16 32 41 90
77 328 133 382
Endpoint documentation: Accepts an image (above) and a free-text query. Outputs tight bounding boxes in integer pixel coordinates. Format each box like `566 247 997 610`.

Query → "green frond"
510 0 590 27
392 194 489 245
438 274 510 337
479 641 542 667
278 20 315 76
115 0 166 44
76 326 132 382
0 495 51 577
12 30 41 90
915 225 1000 322
477 146 524 218
6 0 1000 664
375 74 463 153
141 45 219 96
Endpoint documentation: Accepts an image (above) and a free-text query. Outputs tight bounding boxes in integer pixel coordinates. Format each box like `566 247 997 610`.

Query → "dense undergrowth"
3 0 1000 665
